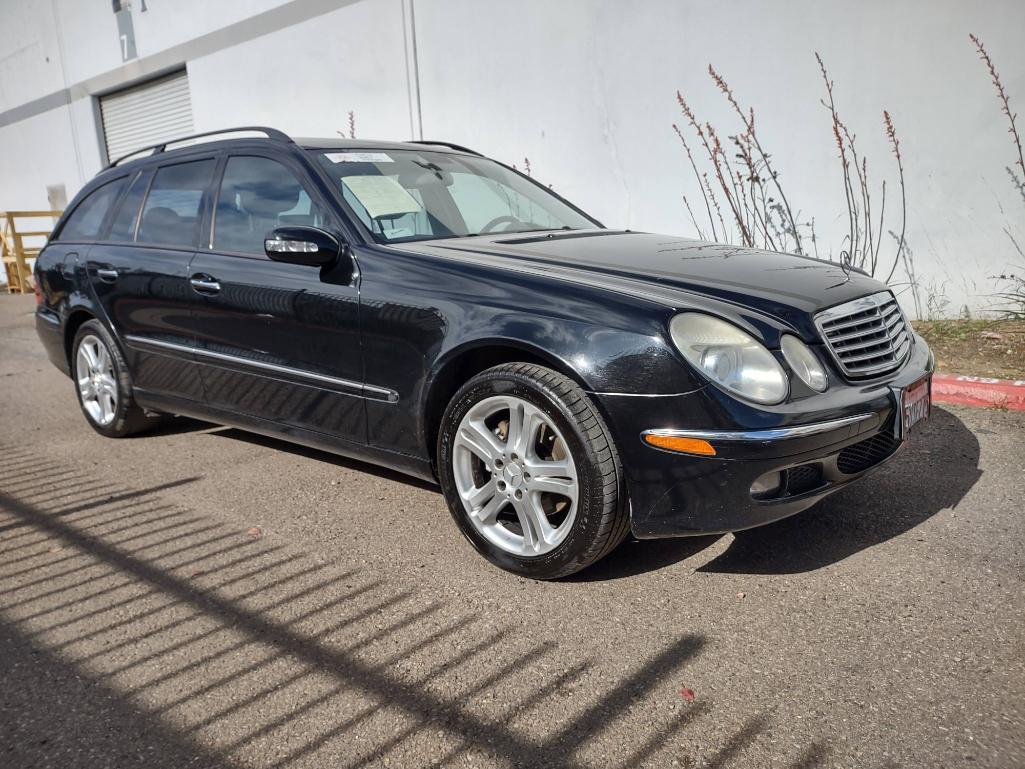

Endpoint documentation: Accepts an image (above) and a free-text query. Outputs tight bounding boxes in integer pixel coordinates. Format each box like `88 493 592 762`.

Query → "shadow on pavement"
565 534 721 582
0 615 236 769
0 442 763 769
208 426 441 490
699 406 982 574
145 407 981 582
140 415 212 438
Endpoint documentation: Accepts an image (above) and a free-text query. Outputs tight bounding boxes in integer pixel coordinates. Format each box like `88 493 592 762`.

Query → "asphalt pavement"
1 294 1023 769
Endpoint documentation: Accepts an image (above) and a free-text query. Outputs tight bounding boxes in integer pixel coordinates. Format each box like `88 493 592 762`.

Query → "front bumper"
597 335 934 539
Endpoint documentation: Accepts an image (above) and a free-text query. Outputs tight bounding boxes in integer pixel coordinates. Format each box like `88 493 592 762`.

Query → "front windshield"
311 148 597 243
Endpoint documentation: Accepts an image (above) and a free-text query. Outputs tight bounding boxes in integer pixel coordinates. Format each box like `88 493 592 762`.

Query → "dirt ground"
912 319 1025 380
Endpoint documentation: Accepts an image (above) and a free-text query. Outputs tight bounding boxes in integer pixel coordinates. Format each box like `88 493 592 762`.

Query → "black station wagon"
34 126 934 579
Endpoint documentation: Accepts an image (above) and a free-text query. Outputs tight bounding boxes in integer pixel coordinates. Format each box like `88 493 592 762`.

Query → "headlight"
669 313 788 404
780 335 828 392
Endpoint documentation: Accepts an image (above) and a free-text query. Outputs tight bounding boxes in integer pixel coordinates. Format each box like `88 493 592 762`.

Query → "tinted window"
107 169 152 242
137 159 216 247
58 177 128 241
214 156 323 255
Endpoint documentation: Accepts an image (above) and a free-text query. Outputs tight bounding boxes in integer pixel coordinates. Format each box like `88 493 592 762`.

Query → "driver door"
189 152 366 446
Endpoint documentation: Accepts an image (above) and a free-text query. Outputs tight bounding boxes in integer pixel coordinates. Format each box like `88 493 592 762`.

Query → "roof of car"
97 128 482 183
295 137 475 154
99 131 479 176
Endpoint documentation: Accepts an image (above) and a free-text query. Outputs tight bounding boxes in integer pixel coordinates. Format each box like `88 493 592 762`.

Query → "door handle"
95 267 119 282
189 274 221 294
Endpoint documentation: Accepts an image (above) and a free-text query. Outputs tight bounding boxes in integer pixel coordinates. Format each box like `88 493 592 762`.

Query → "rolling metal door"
99 71 194 162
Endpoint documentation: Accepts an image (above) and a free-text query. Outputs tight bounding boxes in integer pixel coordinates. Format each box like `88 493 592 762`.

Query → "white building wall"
1 104 84 203
187 0 412 141
0 0 64 106
1 0 1023 317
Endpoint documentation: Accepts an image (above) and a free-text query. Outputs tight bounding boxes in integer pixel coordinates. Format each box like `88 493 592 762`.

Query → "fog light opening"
750 471 783 499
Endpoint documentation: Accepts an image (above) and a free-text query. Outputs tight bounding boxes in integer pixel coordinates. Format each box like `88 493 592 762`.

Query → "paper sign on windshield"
326 152 393 163
342 176 422 219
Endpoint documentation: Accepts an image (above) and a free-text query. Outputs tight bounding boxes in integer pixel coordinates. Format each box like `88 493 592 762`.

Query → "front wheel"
437 363 629 579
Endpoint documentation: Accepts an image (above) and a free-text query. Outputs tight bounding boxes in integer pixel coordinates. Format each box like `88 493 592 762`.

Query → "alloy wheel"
76 334 118 426
451 394 579 557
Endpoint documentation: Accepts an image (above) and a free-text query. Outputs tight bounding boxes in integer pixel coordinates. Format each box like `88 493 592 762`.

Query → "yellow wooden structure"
2 211 62 294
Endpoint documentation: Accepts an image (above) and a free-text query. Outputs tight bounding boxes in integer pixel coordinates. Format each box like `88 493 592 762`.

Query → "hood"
393 228 889 336
400 230 885 328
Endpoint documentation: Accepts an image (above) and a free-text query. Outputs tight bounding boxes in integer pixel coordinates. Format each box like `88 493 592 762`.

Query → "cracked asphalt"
1 293 1023 768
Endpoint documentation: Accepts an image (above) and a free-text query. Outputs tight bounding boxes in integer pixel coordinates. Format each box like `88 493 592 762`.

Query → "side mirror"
264 226 341 266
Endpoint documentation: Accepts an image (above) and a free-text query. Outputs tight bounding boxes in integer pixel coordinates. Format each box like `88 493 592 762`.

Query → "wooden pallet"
1 211 62 294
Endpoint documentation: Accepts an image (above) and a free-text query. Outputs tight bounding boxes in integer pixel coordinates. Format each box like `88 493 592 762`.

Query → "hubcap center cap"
503 462 524 489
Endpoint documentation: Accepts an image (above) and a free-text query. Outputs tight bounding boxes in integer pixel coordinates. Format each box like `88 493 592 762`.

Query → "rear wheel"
437 363 629 579
72 320 161 437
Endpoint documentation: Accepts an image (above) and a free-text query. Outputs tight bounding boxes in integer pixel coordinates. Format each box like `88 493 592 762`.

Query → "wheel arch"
422 339 594 469
64 308 98 367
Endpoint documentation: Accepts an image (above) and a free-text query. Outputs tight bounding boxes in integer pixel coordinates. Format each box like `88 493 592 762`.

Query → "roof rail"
105 126 292 169
410 140 482 156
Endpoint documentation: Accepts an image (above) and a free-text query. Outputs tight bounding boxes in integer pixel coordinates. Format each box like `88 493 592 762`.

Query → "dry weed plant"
971 33 1025 318
337 110 357 140
673 55 911 289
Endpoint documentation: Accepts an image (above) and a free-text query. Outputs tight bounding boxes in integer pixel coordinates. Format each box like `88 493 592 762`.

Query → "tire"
437 363 629 579
71 320 161 438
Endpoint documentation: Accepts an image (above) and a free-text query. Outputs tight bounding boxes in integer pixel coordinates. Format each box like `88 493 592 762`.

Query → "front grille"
784 464 823 495
836 425 900 475
815 291 910 379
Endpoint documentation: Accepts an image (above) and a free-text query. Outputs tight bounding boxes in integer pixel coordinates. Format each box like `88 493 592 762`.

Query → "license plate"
898 375 931 439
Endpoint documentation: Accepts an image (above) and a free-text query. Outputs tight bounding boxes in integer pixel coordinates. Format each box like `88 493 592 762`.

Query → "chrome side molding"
123 335 398 403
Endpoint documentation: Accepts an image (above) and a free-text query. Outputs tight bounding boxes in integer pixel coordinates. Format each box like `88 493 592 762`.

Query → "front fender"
427 315 701 397
358 244 709 460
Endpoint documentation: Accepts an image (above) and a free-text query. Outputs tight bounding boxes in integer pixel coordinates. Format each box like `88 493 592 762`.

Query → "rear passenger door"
45 175 130 317
188 152 366 445
87 156 217 401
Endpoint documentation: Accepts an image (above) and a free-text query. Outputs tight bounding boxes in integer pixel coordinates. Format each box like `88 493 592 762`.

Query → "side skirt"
134 390 437 485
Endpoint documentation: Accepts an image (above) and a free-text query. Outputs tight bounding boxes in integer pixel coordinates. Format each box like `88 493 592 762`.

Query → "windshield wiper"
463 226 578 238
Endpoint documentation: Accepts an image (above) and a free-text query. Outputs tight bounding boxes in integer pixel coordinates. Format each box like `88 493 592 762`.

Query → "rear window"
137 159 216 248
107 169 152 242
57 177 128 241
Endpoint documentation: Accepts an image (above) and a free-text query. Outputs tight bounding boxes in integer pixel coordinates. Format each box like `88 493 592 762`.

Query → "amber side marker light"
642 433 717 456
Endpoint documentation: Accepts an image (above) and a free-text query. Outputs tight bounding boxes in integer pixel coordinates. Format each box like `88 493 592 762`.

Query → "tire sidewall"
72 320 140 438
438 368 614 579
